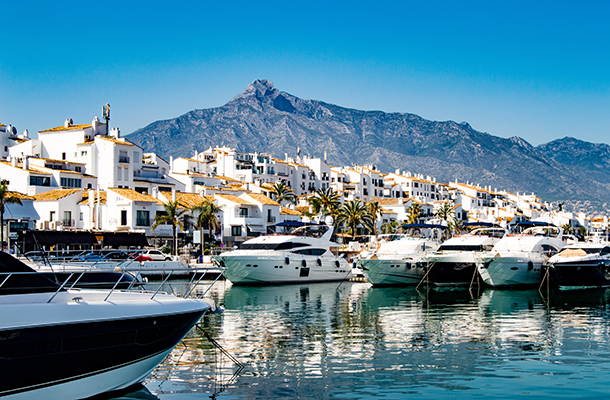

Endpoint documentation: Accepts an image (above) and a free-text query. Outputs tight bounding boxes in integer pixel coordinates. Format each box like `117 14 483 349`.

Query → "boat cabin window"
541 244 560 256
600 247 610 256
239 242 310 250
291 248 327 256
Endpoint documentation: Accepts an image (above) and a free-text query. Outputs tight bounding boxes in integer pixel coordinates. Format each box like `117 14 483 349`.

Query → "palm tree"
191 198 221 255
0 180 22 251
367 201 383 237
270 181 295 205
380 220 399 234
406 203 422 224
308 188 341 220
336 200 374 240
152 200 187 256
434 203 456 230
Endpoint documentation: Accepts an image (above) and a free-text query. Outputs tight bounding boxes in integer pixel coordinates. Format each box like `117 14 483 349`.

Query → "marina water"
110 281 610 399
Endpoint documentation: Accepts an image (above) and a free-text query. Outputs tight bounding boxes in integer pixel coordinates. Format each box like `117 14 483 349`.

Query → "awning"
247 225 266 233
5 201 40 220
26 231 97 246
103 232 149 247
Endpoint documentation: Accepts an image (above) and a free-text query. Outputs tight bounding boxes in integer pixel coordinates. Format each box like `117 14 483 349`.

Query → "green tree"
152 200 187 256
336 200 374 240
380 220 399 234
309 188 341 219
406 203 422 224
367 201 383 237
0 180 22 251
191 198 222 255
270 181 296 205
561 223 574 235
435 203 457 231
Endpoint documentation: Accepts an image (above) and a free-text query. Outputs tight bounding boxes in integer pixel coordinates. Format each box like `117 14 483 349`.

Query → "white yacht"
214 222 352 285
356 224 445 286
424 224 506 287
0 251 213 400
477 223 567 287
546 243 610 289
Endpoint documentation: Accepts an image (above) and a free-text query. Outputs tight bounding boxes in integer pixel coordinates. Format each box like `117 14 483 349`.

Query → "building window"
79 212 83 221
60 177 82 188
124 167 129 181
231 226 242 236
239 208 248 217
117 167 122 181
136 210 150 226
30 176 51 187
120 210 127 226
75 166 81 172
49 211 55 222
63 211 72 227
61 152 66 160
81 151 87 156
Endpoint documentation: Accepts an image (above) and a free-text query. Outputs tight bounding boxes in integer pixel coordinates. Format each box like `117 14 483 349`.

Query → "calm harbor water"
108 281 610 399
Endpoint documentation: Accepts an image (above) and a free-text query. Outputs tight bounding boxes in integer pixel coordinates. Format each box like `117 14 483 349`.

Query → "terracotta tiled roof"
79 190 107 204
7 191 34 200
108 188 162 204
243 192 280 206
39 123 101 133
33 189 80 201
97 137 135 146
214 175 242 183
160 191 205 208
215 194 255 205
371 198 404 206
280 207 301 216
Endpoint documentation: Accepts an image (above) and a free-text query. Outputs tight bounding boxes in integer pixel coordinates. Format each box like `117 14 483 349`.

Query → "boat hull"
357 258 426 286
0 291 209 399
478 254 544 287
218 254 352 285
548 259 610 289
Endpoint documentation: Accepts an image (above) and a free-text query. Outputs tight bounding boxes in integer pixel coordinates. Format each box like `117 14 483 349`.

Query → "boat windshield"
290 224 331 239
437 244 485 252
239 242 310 250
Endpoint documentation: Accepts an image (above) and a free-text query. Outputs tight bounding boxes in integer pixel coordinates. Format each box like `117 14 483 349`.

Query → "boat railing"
0 266 224 303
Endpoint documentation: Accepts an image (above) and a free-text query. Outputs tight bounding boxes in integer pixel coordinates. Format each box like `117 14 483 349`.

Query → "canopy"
103 232 149 248
273 221 318 227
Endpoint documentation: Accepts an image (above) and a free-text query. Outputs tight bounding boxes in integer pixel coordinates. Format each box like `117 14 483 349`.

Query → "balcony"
61 219 74 227
267 216 276 223
118 156 130 164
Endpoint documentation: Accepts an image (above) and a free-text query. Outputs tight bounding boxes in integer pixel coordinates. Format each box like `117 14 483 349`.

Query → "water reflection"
105 282 610 399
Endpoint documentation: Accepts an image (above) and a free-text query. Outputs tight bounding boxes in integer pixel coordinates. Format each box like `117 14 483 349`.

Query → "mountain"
127 79 610 215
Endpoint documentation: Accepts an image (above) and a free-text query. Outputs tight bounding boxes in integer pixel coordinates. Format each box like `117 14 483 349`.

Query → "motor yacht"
546 243 610 289
213 222 352 285
424 224 506 287
0 251 212 400
356 224 445 286
477 222 567 287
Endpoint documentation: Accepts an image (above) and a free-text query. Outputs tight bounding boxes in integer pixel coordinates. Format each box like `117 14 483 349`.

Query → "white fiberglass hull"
218 254 352 284
478 253 545 287
357 258 427 286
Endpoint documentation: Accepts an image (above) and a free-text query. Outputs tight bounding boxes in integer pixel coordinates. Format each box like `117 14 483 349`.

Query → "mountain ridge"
127 79 610 215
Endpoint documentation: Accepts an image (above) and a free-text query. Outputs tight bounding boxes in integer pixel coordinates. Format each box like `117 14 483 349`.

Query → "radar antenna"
102 103 110 136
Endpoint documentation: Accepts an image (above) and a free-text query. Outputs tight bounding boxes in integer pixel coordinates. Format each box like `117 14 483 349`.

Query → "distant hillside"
127 79 610 215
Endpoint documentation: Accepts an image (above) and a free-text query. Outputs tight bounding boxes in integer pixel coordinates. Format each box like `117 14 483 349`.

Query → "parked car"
140 249 172 261
130 252 153 262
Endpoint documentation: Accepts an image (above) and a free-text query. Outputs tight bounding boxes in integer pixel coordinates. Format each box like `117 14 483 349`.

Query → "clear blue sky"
2 1 609 145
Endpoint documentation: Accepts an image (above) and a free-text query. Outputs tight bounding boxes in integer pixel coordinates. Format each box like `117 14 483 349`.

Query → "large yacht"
213 222 352 285
546 243 610 289
0 251 212 399
356 224 445 286
477 222 567 287
424 224 506 287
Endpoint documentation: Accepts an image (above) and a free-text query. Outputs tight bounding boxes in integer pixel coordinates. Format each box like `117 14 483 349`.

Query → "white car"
141 249 173 261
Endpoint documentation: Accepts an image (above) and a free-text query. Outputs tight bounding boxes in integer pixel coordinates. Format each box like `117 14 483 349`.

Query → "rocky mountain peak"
230 79 278 102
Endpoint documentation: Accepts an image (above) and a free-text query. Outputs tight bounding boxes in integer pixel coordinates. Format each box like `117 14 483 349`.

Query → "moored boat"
0 251 212 399
477 222 567 287
213 222 351 285
545 243 610 289
424 224 506 287
356 224 445 286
